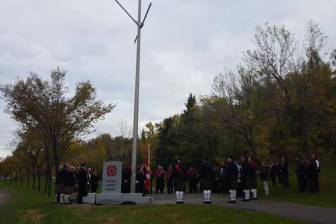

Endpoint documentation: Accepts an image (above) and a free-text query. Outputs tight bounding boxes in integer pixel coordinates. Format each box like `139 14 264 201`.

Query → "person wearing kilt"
77 163 88 204
240 155 251 201
166 164 174 194
62 166 76 204
248 156 258 200
199 159 214 204
56 165 67 203
173 159 187 204
259 161 270 196
225 156 238 203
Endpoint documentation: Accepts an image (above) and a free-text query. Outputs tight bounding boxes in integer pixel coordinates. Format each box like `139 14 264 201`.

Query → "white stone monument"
84 161 152 205
101 161 122 193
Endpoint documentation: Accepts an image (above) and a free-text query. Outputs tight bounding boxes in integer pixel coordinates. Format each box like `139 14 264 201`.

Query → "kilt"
174 179 186 192
249 176 257 189
226 178 238 190
241 177 250 190
200 178 213 191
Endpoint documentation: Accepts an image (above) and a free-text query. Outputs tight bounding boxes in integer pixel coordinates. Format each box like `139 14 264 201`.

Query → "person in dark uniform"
311 154 320 192
155 165 165 194
122 164 132 193
248 156 258 200
240 155 251 201
136 164 146 196
77 163 88 204
270 161 279 187
280 157 290 189
166 164 174 194
306 159 318 193
69 165 78 202
90 168 99 193
259 161 270 196
56 164 67 203
186 166 198 194
173 159 187 204
218 160 227 193
225 156 238 203
295 156 306 193
212 167 221 193
62 165 76 204
199 159 214 204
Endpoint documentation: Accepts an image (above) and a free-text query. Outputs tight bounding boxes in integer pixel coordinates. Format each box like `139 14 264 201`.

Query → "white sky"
0 0 335 158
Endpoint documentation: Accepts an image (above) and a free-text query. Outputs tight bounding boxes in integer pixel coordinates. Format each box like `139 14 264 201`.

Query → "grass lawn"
264 165 336 208
0 183 307 224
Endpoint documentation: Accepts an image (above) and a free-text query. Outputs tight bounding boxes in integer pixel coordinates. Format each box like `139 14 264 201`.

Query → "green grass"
0 182 307 224
263 165 336 207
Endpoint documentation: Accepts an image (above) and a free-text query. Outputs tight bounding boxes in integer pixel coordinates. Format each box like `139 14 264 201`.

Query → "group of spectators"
55 153 320 205
124 153 320 204
55 163 98 204
295 154 320 193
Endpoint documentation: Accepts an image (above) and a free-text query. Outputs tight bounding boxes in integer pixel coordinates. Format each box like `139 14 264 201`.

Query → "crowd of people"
55 153 320 205
55 163 98 204
124 153 320 204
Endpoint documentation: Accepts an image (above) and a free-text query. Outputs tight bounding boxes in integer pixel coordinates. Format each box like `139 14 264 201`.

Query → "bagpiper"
173 159 187 204
199 159 214 204
225 156 238 203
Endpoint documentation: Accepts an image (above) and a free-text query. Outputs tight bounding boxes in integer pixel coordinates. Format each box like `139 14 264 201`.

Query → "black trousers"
297 175 306 192
77 185 86 204
91 184 98 193
167 179 174 194
282 174 290 189
189 180 197 193
156 178 164 194
313 175 319 192
270 175 277 186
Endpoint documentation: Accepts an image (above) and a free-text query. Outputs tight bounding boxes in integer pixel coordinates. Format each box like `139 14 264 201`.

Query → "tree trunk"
37 169 41 192
20 171 23 187
44 146 51 195
26 169 30 188
52 139 60 176
32 166 36 191
38 174 41 191
45 144 52 198
44 172 48 194
14 171 17 185
48 171 51 198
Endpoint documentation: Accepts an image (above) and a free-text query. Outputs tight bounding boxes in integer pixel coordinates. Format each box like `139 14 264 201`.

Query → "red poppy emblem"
107 165 117 177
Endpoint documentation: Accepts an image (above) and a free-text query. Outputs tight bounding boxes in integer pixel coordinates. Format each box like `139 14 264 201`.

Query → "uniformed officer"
225 156 238 203
240 155 251 201
248 156 258 200
173 159 187 204
199 159 214 204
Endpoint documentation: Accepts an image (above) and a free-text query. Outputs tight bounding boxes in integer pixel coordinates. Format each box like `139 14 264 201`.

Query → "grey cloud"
0 0 335 157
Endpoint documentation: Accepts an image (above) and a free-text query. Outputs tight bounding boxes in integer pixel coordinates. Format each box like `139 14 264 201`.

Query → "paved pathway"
151 194 336 224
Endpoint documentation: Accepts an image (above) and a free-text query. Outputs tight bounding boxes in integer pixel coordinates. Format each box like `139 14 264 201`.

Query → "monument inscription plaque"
102 161 122 193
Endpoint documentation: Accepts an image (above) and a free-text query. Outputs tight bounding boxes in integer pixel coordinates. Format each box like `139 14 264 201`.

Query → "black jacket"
240 161 251 189
77 167 88 190
63 170 76 187
224 162 238 189
259 165 270 181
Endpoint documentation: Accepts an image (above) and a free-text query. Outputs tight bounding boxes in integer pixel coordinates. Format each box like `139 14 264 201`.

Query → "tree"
211 71 261 152
245 23 298 105
0 69 114 195
16 128 45 191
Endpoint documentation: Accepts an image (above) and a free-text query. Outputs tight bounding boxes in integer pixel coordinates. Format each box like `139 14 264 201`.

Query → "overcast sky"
0 0 335 158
